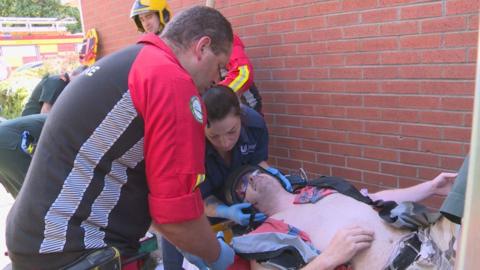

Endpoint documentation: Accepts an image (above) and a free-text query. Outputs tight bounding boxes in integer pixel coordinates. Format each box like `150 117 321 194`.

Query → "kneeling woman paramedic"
162 85 269 269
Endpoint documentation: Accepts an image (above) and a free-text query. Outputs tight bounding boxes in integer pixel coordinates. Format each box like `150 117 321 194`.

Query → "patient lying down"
235 171 458 270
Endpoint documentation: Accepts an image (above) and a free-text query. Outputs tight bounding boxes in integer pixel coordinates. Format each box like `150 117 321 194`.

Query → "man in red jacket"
7 6 235 270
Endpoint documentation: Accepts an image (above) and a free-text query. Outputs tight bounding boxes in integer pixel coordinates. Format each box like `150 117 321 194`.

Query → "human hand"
209 233 235 270
430 172 458 196
216 203 267 226
179 233 234 270
319 226 374 269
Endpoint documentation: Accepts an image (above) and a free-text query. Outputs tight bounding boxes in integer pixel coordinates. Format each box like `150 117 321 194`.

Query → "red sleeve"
219 35 254 95
129 48 207 224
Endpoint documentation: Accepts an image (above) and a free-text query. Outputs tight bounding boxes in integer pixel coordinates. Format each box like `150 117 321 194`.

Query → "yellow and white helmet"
130 0 172 33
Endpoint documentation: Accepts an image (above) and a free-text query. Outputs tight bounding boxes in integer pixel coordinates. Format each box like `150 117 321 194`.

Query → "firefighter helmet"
130 0 172 33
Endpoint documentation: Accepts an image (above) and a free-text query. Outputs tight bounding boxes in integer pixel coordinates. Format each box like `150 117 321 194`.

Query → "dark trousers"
9 249 88 270
161 237 184 270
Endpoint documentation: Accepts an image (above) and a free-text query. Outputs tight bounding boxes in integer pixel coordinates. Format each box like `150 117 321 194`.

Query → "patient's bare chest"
272 193 407 269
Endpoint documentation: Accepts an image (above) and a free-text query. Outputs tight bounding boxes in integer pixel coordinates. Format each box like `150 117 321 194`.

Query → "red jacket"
219 34 254 95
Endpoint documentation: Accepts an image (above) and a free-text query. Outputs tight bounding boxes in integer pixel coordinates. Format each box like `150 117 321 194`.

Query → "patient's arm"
369 172 458 203
250 226 374 270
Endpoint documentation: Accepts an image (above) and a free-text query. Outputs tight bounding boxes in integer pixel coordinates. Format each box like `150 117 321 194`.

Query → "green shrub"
0 52 81 120
0 81 29 119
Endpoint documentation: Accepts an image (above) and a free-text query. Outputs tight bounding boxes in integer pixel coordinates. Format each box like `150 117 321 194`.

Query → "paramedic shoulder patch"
189 96 203 123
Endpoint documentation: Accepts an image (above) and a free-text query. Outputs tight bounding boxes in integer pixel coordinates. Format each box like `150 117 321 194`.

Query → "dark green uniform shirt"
21 74 68 116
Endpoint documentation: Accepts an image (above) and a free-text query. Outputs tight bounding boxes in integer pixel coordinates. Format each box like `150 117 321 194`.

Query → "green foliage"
0 52 80 119
0 0 82 33
64 6 81 34
0 81 29 119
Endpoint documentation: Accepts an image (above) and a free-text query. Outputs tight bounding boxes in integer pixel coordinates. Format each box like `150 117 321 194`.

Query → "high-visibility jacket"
219 34 254 96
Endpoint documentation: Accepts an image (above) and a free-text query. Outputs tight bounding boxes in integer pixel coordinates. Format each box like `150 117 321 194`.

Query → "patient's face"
244 172 277 209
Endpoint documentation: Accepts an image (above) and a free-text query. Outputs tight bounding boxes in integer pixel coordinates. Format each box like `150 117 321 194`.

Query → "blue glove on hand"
209 232 235 270
180 233 235 270
265 167 293 192
216 203 267 226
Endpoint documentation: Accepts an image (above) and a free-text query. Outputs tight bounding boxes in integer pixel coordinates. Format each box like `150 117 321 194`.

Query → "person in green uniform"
21 66 86 116
0 114 46 197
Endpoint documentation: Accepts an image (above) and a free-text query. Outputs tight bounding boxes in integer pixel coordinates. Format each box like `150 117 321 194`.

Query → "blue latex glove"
209 232 235 270
265 167 293 192
180 232 235 270
216 203 267 226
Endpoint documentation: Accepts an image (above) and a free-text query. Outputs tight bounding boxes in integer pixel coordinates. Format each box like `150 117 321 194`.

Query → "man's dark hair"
203 85 241 127
161 6 233 54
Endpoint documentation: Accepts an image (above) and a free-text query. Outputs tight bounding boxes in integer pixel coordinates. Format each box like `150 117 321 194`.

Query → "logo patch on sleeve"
190 96 203 123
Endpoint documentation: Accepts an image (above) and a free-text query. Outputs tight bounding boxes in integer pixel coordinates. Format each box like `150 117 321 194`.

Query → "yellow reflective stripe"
0 38 83 46
228 65 250 93
194 174 206 190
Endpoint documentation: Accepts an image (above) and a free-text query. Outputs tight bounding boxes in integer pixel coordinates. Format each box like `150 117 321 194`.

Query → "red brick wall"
81 0 479 206
80 0 138 55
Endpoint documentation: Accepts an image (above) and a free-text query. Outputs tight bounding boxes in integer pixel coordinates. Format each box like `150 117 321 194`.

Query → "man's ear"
194 36 212 61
